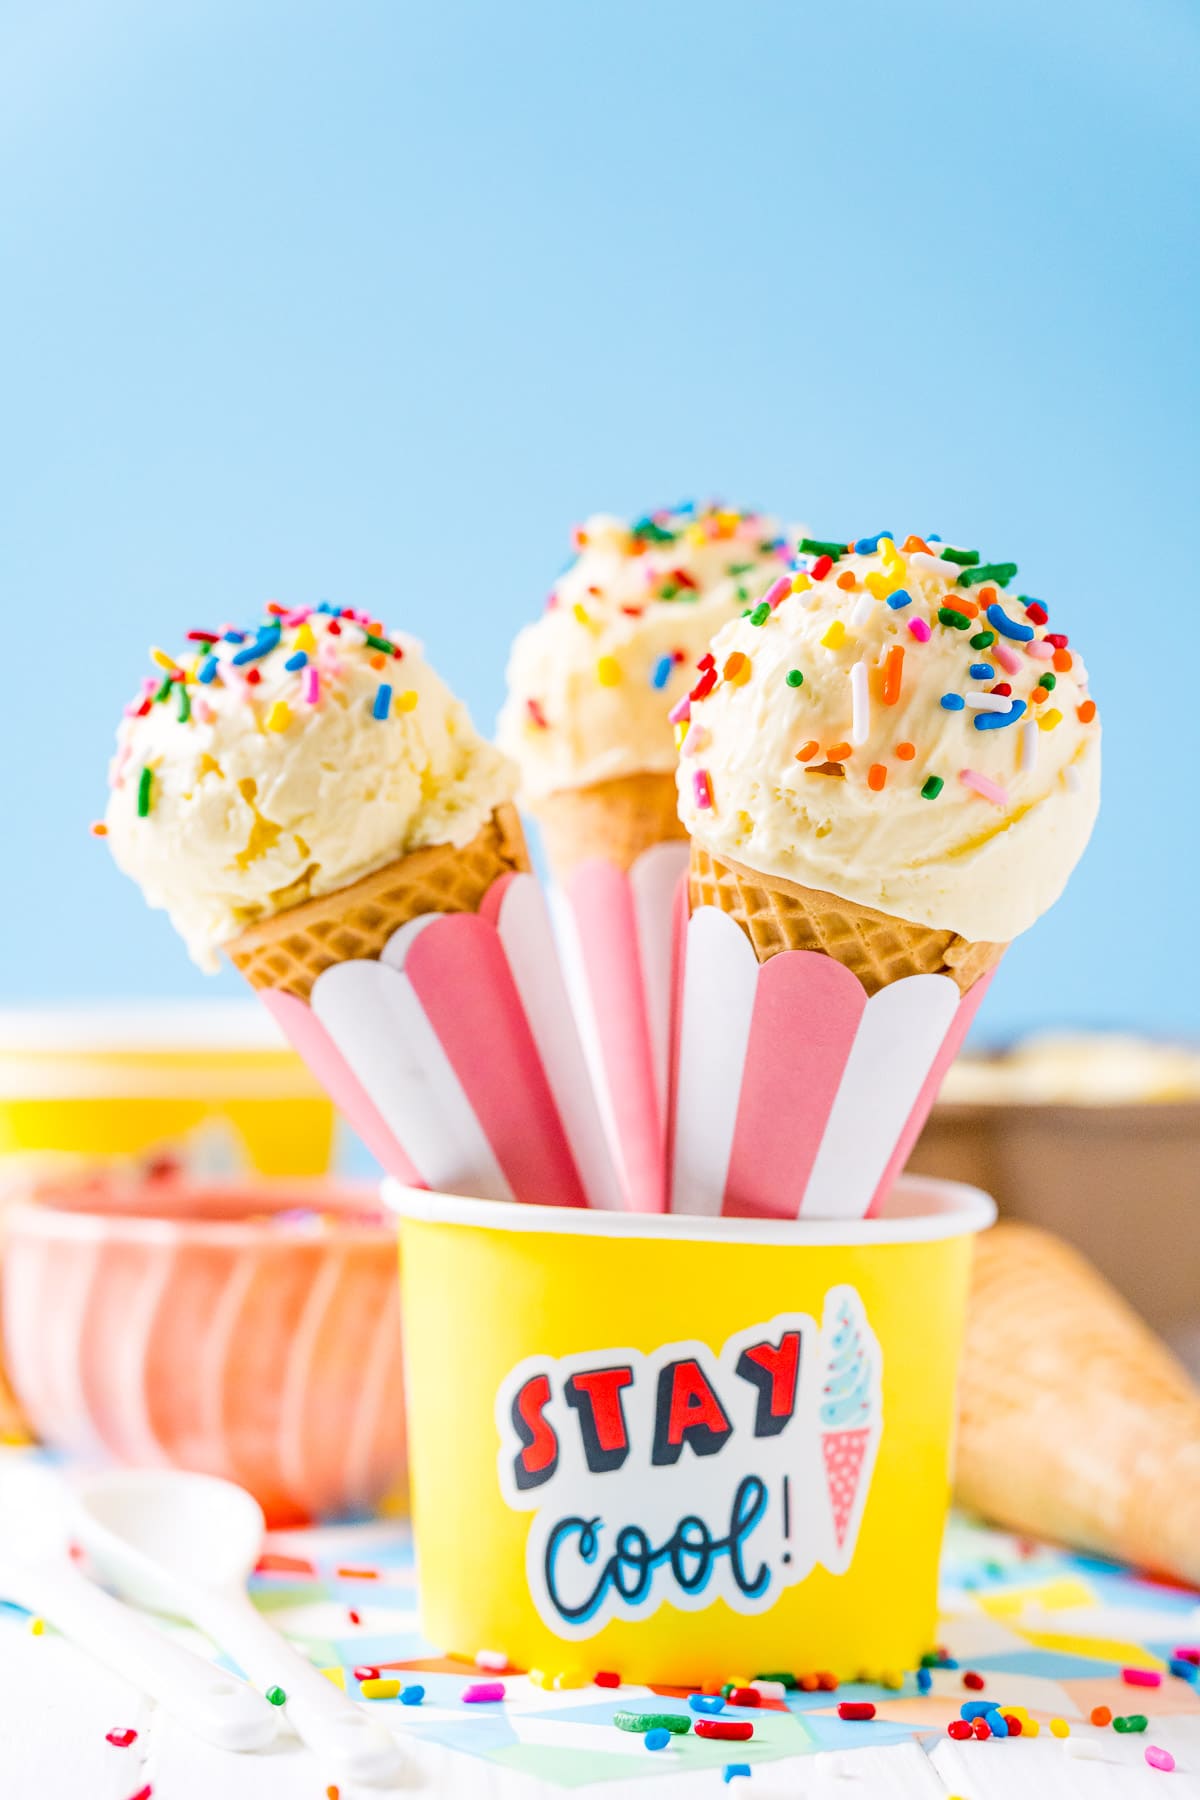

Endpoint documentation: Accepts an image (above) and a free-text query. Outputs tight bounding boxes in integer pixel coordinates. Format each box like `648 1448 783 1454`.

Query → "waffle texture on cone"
957 1222 1200 1587
689 842 1003 995
534 771 686 879
228 805 528 1002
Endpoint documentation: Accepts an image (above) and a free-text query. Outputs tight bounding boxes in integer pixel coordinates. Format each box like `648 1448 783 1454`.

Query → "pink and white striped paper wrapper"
549 842 689 1212
260 872 624 1212
670 905 995 1220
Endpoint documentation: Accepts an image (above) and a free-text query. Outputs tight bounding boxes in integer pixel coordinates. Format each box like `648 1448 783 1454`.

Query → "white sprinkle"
849 660 870 745
850 592 876 627
1063 765 1082 793
1020 719 1038 772
475 1648 508 1671
908 551 960 579
1026 639 1055 660
964 693 1013 712
751 1679 788 1700
1066 1736 1119 1762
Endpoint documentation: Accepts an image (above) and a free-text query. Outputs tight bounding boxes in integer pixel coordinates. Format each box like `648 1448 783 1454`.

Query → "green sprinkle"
631 518 676 544
364 632 397 655
613 1711 690 1734
799 536 845 559
754 1670 799 1688
727 561 755 576
969 629 996 650
177 684 191 724
785 669 804 688
154 674 173 703
937 607 972 630
659 582 678 600
1040 671 1057 691
959 561 1018 588
921 775 944 800
136 766 153 818
940 547 980 566
266 1685 287 1707
749 602 771 626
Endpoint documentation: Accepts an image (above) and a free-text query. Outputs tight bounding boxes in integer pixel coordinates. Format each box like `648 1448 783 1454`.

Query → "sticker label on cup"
495 1285 882 1637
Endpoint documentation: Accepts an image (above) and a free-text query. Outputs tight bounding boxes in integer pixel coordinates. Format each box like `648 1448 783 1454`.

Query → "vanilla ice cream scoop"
497 504 797 799
104 604 516 968
675 532 1100 944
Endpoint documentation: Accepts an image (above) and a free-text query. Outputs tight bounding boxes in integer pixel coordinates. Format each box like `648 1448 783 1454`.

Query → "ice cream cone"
227 804 529 1003
689 843 1004 996
956 1221 1200 1586
822 1428 872 1548
533 771 686 879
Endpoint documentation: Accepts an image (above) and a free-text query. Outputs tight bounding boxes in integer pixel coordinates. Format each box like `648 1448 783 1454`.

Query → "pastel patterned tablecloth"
228 1513 1200 1789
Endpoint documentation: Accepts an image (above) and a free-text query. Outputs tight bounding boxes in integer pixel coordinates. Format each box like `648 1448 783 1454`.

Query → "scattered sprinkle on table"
105 1728 137 1747
265 1685 286 1706
463 1682 505 1703
360 1678 400 1699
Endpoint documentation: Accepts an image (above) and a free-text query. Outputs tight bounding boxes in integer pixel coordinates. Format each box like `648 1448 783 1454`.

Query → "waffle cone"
533 772 687 880
227 804 529 1003
688 844 1004 997
956 1222 1200 1586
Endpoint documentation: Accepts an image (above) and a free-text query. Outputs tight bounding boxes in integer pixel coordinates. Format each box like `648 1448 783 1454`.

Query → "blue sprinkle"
689 1694 726 1714
400 1684 425 1705
985 1709 1009 1737
927 532 942 542
854 531 893 554
886 587 913 610
231 623 281 665
222 629 247 643
940 1658 960 1670
316 600 343 615
198 655 219 684
960 1701 994 1721
940 693 965 711
723 1766 751 1784
284 651 308 672
374 683 393 720
651 654 674 690
674 499 696 515
645 1728 671 1751
986 602 1035 643
969 663 994 679
1170 1658 1199 1683
917 1668 932 1693
974 698 1027 731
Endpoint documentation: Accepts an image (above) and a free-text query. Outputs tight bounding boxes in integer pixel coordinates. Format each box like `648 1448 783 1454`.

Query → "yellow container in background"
0 1004 335 1177
391 1176 994 1687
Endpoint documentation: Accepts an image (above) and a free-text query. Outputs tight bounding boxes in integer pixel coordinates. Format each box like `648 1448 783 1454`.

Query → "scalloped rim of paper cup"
383 1173 995 1246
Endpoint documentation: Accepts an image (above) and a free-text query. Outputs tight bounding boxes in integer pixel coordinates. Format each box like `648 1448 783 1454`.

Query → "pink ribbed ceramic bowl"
1 1172 405 1526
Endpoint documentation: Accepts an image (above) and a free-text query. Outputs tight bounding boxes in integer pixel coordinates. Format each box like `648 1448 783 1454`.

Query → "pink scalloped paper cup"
669 905 999 1220
1 1172 405 1526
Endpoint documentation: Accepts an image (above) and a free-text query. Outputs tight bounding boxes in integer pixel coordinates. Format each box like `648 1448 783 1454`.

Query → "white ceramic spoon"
0 1463 276 1751
75 1468 408 1789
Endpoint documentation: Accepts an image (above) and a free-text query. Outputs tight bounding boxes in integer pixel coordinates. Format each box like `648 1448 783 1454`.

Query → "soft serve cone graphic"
818 1288 878 1554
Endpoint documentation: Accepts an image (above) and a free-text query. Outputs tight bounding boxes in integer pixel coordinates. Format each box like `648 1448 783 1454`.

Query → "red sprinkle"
1004 1714 1023 1736
947 1720 972 1740
728 1687 761 1708
245 667 262 685
105 1728 137 1748
348 1610 362 1626
1174 1648 1200 1665
128 1788 153 1800
1024 602 1048 624
696 1719 754 1741
354 1666 380 1682
810 554 833 580
837 1702 876 1721
526 698 548 729
989 683 1012 696
962 1671 985 1690
690 667 718 701
594 1671 621 1688
972 1717 991 1739
1046 633 1069 648
327 619 342 635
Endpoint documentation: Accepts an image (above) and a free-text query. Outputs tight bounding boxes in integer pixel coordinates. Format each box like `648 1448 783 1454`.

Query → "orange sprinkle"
976 585 997 605
954 596 980 618
1078 699 1096 722
723 651 751 685
1090 1707 1112 1727
369 653 386 670
827 742 852 762
1053 647 1073 672
868 764 887 791
896 741 916 760
836 571 857 591
881 644 905 706
90 820 108 837
901 534 929 554
1030 686 1048 704
796 741 820 762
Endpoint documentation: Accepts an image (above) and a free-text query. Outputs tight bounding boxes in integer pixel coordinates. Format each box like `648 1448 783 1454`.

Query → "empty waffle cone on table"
103 605 621 1212
498 504 799 1210
671 532 1100 1222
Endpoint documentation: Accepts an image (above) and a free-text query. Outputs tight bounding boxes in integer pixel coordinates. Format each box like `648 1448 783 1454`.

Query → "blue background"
3 0 1197 1037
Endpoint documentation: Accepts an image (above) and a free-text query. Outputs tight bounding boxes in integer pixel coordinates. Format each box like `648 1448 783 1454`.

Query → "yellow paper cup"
390 1174 994 1686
